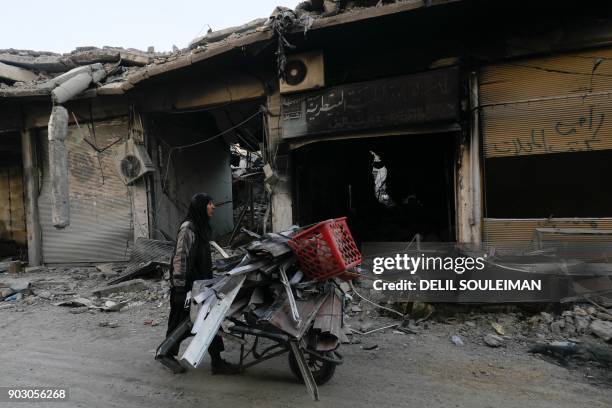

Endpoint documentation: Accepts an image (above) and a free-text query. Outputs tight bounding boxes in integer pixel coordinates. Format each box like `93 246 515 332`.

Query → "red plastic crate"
288 217 362 281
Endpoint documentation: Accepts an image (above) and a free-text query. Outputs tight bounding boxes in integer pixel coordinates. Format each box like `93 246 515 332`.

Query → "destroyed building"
2 0 612 267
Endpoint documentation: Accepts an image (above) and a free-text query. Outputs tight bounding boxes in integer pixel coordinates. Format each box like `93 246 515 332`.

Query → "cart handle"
229 325 290 343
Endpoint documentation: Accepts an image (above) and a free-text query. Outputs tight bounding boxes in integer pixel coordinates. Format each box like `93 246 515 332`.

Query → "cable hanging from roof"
162 106 265 189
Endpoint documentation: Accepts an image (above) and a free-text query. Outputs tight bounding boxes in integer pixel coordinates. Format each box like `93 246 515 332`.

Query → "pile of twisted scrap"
180 229 348 369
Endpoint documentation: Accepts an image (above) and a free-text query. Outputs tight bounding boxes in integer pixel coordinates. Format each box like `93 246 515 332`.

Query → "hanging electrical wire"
162 107 265 188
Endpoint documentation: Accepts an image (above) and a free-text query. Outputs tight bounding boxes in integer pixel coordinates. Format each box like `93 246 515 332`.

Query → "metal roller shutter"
480 48 612 158
38 118 133 263
480 48 612 245
483 218 612 244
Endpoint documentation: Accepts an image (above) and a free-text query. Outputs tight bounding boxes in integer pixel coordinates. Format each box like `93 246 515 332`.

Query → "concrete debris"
0 52 75 73
189 18 267 49
0 278 31 298
0 288 15 298
451 335 464 346
41 63 102 90
0 61 38 83
95 263 121 278
50 63 107 104
55 296 126 312
102 300 127 312
99 321 119 328
54 297 94 308
540 311 554 323
530 341 612 367
91 279 148 297
24 266 46 274
36 290 53 300
484 334 504 347
589 320 612 342
550 319 565 335
491 322 505 335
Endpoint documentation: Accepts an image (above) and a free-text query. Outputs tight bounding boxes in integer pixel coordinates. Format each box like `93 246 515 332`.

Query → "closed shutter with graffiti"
480 48 612 247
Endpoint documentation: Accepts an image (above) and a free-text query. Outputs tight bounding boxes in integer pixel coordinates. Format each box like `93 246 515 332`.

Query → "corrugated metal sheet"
38 118 133 263
483 218 612 260
480 48 612 158
483 218 612 245
0 163 26 246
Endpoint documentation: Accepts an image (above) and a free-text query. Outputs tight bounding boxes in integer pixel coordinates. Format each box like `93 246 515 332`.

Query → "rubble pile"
414 304 612 347
0 263 171 312
0 1 402 98
55 277 171 313
529 305 612 342
0 47 165 97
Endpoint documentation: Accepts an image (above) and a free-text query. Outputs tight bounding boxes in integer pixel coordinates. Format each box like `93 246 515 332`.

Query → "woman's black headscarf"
185 193 213 240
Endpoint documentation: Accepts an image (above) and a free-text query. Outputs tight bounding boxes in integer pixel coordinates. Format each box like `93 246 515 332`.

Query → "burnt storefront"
281 66 461 244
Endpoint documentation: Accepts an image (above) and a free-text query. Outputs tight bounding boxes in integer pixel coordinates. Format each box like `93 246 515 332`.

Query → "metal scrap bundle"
180 231 347 368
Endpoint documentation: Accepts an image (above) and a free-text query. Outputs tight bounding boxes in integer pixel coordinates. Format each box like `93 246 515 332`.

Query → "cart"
226 311 344 400
158 217 360 401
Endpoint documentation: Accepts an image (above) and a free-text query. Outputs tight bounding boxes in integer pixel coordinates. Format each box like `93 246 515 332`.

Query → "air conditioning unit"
279 51 325 94
115 140 155 185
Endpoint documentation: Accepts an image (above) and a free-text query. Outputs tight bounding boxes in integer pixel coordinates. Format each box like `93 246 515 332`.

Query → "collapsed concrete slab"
0 52 75 72
189 18 267 48
0 61 38 83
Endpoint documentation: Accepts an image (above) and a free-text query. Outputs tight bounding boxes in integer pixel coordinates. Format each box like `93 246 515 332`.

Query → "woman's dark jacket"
169 220 213 290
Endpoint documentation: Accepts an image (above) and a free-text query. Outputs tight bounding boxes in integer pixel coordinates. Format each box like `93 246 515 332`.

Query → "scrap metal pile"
180 228 351 368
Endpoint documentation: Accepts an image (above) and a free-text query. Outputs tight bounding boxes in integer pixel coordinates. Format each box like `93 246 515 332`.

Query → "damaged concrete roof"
0 0 458 100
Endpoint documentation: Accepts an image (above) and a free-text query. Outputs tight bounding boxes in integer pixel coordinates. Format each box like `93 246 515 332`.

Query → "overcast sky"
2 0 300 54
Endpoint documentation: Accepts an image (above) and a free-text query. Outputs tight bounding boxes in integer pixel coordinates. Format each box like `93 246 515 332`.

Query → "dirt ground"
1 269 611 408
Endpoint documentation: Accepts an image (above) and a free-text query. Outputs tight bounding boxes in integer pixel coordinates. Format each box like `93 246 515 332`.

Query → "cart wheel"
288 349 336 385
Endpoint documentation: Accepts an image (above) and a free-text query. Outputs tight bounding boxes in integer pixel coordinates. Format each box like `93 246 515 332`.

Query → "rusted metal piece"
289 341 319 401
313 287 346 347
261 290 329 338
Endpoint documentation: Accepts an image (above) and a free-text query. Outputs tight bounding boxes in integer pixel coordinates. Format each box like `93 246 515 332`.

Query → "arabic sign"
281 67 459 139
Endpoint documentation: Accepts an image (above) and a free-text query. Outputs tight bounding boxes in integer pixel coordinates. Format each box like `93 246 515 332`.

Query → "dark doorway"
0 132 26 259
293 133 457 244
